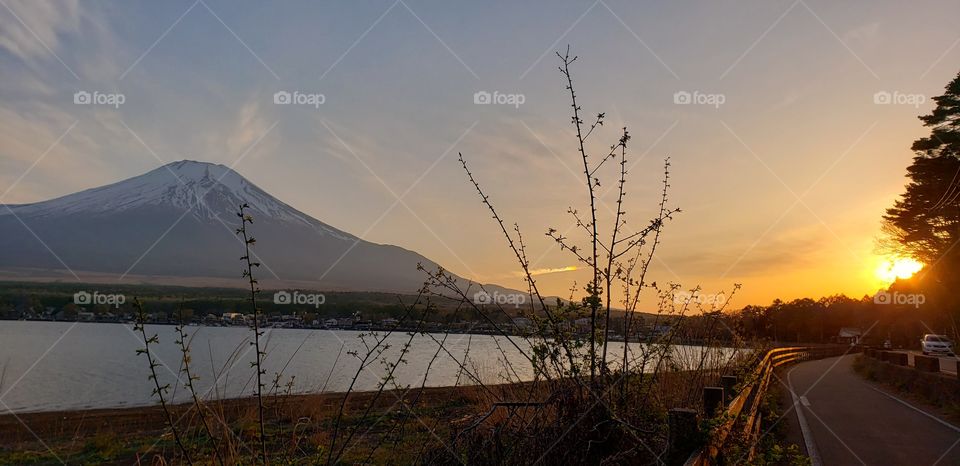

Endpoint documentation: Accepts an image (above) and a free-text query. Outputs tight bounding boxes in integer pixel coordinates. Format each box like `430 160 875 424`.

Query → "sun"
875 256 923 284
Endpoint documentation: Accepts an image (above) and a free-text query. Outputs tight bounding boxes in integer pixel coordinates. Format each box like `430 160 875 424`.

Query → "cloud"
663 226 828 278
515 266 578 277
0 102 145 204
0 0 81 63
188 98 279 166
225 100 273 157
842 22 881 47
0 1 128 83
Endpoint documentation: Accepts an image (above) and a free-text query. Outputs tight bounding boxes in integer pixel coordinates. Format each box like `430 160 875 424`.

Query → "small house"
838 327 862 345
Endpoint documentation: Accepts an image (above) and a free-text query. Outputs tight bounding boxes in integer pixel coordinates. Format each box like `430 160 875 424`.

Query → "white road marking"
788 366 822 466
800 395 811 407
862 383 960 433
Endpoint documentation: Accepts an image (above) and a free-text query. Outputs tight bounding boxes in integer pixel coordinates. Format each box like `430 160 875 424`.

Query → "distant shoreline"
0 318 732 346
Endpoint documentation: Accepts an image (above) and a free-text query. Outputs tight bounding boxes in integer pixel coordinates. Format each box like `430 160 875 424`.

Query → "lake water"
0 321 740 413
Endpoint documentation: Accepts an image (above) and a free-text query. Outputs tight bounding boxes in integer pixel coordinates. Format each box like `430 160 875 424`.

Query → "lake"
0 321 740 413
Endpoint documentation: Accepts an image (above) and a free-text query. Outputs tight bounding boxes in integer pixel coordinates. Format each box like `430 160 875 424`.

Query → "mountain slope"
0 161 453 293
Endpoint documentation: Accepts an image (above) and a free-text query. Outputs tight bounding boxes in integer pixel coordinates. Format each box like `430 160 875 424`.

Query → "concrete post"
889 352 908 366
878 351 906 365
668 408 698 464
721 375 738 403
915 355 940 372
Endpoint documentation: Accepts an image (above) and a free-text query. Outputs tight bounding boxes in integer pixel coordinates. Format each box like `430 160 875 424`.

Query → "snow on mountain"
3 161 354 241
0 160 452 293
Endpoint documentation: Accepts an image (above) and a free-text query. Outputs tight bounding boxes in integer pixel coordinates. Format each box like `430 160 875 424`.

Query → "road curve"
787 354 960 466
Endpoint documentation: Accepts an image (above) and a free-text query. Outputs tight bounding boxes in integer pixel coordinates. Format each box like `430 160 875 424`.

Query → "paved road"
787 354 960 465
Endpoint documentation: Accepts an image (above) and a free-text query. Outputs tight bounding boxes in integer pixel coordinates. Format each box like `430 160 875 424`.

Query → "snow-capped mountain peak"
4 160 353 240
0 159 491 294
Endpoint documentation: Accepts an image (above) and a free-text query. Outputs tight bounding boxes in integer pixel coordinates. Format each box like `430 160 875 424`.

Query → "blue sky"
2 0 959 306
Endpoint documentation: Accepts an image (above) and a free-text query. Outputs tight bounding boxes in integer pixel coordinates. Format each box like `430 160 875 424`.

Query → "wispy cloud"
223 100 274 159
0 0 80 62
514 266 578 277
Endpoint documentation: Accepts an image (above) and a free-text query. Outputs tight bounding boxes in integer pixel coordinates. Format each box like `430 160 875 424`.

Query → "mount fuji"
0 160 460 293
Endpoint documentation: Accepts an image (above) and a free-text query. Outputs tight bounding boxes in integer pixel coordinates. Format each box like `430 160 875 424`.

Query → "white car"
921 334 954 356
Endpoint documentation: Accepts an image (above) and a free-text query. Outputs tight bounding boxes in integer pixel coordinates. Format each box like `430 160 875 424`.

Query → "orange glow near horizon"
875 256 924 285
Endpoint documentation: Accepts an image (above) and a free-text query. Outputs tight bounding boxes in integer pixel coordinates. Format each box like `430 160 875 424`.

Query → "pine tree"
912 70 960 159
884 70 960 280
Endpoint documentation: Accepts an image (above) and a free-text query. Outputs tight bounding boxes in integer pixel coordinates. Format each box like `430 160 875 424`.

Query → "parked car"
920 334 954 356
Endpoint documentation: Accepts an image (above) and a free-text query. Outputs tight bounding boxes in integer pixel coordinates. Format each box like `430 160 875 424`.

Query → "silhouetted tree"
884 70 960 284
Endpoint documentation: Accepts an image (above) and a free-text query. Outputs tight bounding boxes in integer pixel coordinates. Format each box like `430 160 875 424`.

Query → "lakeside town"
1 300 678 340
0 286 879 348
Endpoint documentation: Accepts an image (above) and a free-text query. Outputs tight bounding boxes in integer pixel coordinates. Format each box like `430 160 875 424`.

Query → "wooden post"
704 387 724 416
746 411 763 462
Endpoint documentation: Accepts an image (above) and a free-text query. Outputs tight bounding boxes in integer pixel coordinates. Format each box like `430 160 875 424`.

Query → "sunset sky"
2 0 959 308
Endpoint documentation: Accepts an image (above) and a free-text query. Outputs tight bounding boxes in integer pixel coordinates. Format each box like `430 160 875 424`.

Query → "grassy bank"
1 384 490 465
0 367 744 465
